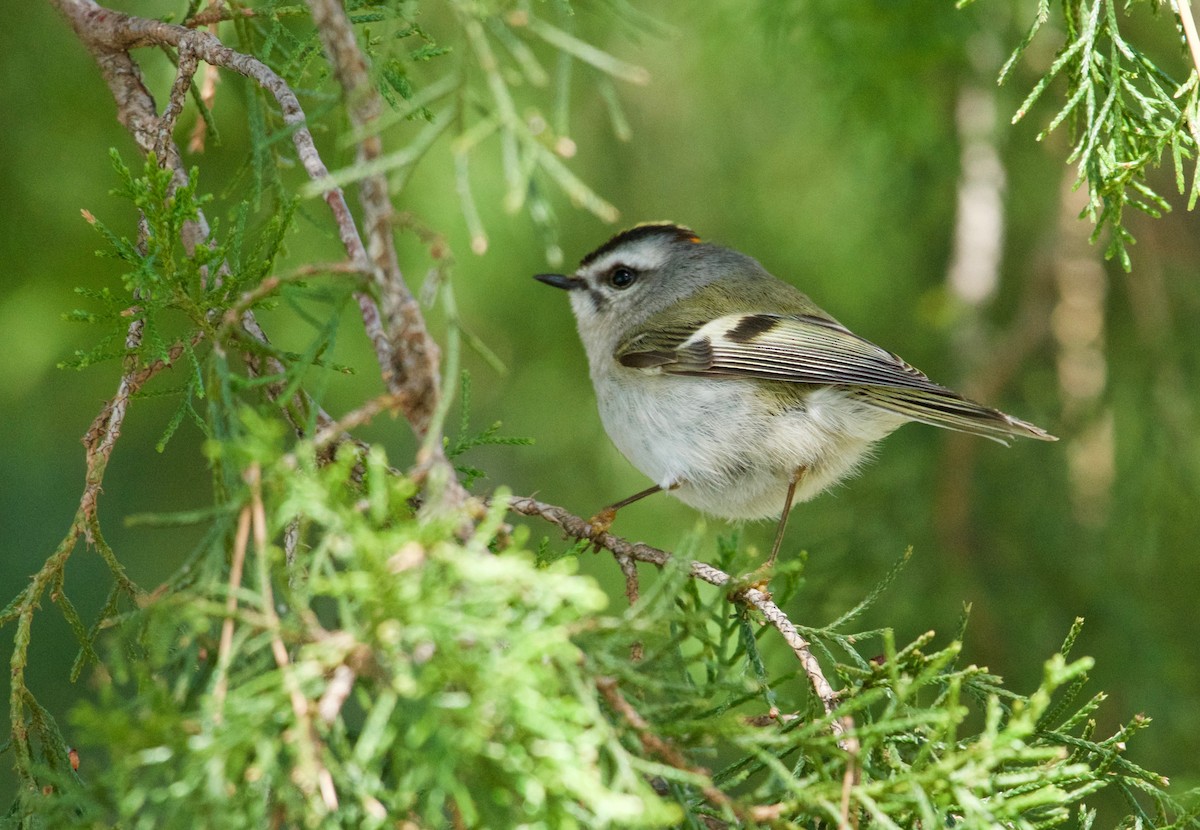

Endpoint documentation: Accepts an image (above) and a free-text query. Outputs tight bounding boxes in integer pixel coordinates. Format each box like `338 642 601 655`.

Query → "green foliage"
284 0 644 262
62 151 304 453
9 425 1194 827
576 545 1194 828
7 1 1200 827
18 432 676 829
446 372 534 487
64 152 210 370
999 0 1200 269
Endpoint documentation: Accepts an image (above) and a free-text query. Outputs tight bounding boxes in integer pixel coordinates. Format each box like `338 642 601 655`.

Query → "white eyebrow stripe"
582 245 668 276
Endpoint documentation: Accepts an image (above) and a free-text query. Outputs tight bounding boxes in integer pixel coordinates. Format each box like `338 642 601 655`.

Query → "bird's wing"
615 312 1056 443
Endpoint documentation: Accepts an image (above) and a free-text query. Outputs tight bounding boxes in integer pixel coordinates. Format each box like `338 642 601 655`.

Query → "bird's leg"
586 483 670 537
765 466 806 569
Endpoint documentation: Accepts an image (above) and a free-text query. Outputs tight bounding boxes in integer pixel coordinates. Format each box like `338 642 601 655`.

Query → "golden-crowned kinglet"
535 223 1056 564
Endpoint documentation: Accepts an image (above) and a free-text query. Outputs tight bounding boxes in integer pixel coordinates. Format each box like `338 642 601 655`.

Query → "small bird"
535 223 1056 565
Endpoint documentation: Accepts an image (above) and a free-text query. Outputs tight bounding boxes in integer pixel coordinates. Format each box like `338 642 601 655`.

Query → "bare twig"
187 26 220 154
312 393 407 452
81 334 201 522
247 464 339 811
156 40 198 161
212 495 251 720
218 261 371 334
615 552 643 662
54 2 351 239
596 676 735 817
185 1 258 29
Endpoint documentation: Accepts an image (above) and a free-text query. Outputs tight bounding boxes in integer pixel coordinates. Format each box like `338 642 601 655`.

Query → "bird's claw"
583 507 618 551
729 563 774 598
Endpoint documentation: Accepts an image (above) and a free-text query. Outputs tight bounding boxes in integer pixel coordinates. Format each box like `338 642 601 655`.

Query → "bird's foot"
730 562 775 598
583 507 618 550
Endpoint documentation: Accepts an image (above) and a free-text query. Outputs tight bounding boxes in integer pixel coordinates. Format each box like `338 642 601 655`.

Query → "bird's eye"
609 266 637 289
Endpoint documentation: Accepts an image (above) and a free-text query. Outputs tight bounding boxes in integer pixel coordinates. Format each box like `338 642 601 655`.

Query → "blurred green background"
3 0 1199 803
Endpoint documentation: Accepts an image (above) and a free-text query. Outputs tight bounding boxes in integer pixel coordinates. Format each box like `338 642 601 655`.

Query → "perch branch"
507 496 856 751
512 496 861 822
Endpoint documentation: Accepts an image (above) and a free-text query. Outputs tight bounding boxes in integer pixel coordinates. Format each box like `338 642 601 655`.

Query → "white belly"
594 369 907 520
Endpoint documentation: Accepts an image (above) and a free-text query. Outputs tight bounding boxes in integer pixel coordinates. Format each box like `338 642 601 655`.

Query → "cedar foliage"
5 1 1200 827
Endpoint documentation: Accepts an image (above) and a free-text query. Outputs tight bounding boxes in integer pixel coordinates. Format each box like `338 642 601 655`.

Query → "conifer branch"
50 0 449 445
306 0 444 442
595 676 741 821
614 552 644 662
14 3 1191 824
507 496 855 748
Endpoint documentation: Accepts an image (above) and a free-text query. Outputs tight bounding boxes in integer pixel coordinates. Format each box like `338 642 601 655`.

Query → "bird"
535 223 1057 566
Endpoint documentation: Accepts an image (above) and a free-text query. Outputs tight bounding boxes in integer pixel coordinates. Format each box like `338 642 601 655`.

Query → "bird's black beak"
534 273 583 291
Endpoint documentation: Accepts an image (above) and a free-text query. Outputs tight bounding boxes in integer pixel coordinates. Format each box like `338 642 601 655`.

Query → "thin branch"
187 6 221 155
506 496 855 749
212 494 250 721
1174 0 1200 83
156 40 198 161
247 464 339 811
312 393 407 453
54 2 355 244
306 0 443 440
50 0 444 443
218 260 371 335
6 113 196 786
185 2 259 28
596 676 736 818
615 552 643 662
81 337 193 517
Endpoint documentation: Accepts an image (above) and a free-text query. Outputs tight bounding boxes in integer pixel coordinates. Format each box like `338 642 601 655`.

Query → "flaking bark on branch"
50 0 445 443
305 0 445 443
